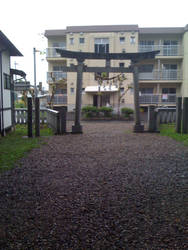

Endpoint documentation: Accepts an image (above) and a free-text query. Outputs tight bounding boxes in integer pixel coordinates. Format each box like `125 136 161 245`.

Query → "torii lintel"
56 49 160 62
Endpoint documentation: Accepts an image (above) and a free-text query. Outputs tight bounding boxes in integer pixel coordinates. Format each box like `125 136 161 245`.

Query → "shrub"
15 101 26 108
99 106 113 117
121 107 134 118
82 106 113 118
82 106 98 118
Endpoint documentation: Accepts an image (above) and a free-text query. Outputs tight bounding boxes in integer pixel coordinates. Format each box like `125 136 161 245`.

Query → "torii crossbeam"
56 49 160 133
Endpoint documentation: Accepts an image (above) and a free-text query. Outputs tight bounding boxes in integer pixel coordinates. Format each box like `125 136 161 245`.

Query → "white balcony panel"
46 47 66 58
139 70 182 81
139 94 176 104
138 45 182 56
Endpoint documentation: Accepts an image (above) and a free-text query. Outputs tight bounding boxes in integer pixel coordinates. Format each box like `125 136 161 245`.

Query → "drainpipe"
0 49 7 136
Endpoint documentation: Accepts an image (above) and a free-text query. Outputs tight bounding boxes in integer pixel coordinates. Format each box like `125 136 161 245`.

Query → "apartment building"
45 24 188 112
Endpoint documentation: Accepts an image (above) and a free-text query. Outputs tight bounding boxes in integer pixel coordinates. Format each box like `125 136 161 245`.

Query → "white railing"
15 108 47 124
139 94 176 104
47 94 67 105
46 47 66 58
139 70 182 80
138 45 182 56
47 71 67 83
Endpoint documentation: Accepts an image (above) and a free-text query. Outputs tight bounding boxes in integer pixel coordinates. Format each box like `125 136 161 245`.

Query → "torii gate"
56 49 159 133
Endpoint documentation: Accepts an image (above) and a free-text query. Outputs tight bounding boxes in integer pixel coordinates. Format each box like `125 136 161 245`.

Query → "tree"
48 73 67 109
96 73 133 117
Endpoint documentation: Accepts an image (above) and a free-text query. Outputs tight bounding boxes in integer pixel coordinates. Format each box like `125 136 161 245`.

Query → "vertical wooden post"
56 112 60 135
176 97 182 133
60 108 67 134
148 105 157 132
133 65 144 132
27 97 32 138
182 97 188 134
35 97 40 137
72 59 84 133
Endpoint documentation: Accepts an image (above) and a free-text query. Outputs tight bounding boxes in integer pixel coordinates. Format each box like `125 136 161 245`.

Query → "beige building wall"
182 28 188 96
46 25 188 111
65 31 138 110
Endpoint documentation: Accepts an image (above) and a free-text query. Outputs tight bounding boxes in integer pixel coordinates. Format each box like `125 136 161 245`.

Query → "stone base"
72 125 83 134
133 124 144 133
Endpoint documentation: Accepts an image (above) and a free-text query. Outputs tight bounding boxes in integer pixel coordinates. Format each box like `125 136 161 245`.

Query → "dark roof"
67 25 139 33
139 27 185 34
44 24 188 37
0 31 23 56
44 25 139 37
44 29 67 37
10 68 26 78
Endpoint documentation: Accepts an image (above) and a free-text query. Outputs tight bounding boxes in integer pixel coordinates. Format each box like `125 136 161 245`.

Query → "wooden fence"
157 108 176 124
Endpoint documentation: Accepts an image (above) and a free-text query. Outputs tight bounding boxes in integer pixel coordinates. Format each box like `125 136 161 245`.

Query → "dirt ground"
0 121 187 249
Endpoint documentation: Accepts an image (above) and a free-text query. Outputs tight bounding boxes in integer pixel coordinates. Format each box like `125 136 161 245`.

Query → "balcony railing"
139 94 176 104
47 94 67 105
47 71 67 83
46 47 66 58
139 70 182 81
138 45 182 56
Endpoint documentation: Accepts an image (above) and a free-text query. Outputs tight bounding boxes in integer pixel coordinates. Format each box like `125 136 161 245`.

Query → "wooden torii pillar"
56 49 159 133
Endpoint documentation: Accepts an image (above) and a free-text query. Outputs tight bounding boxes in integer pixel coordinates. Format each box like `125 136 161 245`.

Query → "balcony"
46 47 66 58
47 71 67 83
138 45 182 56
47 94 67 105
139 94 176 105
139 70 182 81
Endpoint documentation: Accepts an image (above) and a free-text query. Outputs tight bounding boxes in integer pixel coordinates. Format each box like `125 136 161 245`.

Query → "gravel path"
0 121 187 249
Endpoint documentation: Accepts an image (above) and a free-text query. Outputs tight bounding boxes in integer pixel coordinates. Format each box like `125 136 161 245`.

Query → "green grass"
0 124 53 173
159 124 188 146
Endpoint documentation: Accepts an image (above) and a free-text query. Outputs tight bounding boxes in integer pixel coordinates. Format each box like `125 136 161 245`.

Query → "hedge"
121 107 134 117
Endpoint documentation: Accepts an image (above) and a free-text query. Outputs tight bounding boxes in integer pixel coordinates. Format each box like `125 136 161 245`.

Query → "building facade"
0 31 23 135
45 24 188 112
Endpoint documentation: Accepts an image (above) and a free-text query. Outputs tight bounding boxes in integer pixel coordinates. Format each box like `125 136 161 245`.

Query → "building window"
53 66 65 71
162 64 177 70
82 88 85 94
55 88 67 94
4 73 11 89
70 38 74 45
163 40 178 56
163 40 178 46
139 64 154 72
94 38 109 53
140 88 153 94
52 42 66 48
139 40 154 46
120 87 124 93
120 37 125 44
79 38 85 44
119 63 125 67
122 48 126 53
70 87 74 94
130 36 135 44
162 88 176 94
139 40 154 52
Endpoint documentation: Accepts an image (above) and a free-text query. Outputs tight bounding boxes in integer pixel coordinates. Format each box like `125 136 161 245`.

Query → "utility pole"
33 48 37 97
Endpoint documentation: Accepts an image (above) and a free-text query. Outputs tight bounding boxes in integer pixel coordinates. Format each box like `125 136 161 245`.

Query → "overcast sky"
0 0 187 89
